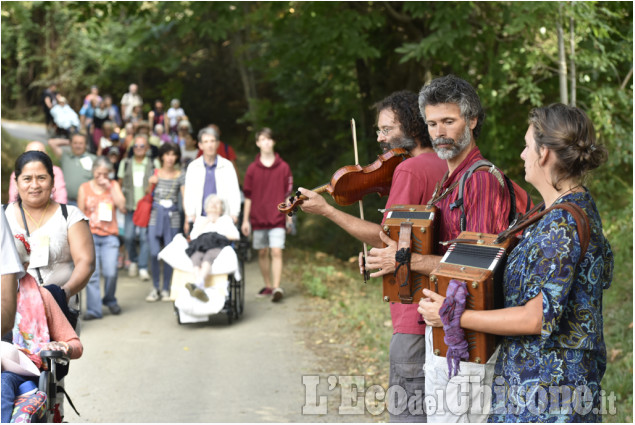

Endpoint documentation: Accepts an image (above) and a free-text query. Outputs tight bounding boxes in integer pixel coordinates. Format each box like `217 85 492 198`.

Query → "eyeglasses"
133 144 146 148
376 127 395 137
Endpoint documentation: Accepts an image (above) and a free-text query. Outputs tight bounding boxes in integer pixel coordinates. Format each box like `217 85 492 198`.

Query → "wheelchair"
8 350 79 423
158 234 247 325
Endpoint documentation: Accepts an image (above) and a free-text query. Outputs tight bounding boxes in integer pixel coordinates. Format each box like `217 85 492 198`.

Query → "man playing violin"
366 75 514 422
298 90 447 422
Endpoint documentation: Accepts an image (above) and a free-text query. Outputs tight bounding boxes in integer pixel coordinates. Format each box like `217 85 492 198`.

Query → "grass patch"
597 198 633 423
284 248 392 422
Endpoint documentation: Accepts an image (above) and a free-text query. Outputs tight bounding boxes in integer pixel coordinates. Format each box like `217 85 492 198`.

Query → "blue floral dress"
489 191 613 423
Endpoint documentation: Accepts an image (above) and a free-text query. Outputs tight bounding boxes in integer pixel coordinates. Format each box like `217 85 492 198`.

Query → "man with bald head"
8 141 68 203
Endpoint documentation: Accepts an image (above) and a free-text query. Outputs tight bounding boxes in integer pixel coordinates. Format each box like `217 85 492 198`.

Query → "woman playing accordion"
419 104 613 422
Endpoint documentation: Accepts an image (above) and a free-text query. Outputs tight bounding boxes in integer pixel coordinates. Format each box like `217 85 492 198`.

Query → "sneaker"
128 262 138 277
185 283 209 303
146 288 160 302
83 313 101 321
160 290 171 301
256 287 273 297
109 304 122 315
139 268 150 281
272 287 284 303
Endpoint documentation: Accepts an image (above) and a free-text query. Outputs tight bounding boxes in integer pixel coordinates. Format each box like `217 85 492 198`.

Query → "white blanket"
158 233 240 280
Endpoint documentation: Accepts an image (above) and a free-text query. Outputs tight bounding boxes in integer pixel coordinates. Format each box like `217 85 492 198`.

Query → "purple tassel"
439 279 469 378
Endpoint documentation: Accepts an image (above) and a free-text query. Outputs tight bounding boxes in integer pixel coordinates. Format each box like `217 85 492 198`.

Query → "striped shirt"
149 173 185 228
435 147 511 254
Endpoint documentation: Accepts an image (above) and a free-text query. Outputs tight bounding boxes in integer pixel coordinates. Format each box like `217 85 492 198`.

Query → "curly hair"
418 75 485 140
373 91 431 148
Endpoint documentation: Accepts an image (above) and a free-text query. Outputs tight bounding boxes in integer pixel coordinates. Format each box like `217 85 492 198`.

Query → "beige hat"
0 341 41 377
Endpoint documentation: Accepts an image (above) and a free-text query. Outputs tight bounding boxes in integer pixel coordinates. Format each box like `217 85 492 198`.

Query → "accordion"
428 231 517 363
382 205 437 304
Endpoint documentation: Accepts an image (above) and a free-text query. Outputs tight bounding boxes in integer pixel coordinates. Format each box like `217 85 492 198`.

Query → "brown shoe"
272 287 284 303
186 283 209 303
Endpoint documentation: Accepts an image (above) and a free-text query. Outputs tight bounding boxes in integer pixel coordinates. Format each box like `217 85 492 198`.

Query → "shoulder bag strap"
495 202 591 263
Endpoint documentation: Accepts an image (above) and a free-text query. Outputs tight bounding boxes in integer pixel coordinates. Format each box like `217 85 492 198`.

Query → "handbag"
132 169 158 228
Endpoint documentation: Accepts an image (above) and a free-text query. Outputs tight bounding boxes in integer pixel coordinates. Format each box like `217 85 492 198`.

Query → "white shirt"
5 203 87 292
190 215 240 241
183 156 241 220
1 209 24 278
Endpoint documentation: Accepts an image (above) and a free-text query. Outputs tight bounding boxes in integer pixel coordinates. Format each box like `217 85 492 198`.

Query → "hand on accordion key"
417 288 446 327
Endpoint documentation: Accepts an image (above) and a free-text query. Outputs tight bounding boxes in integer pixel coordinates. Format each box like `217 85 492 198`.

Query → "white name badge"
79 156 93 171
30 235 50 269
98 202 113 222
133 171 145 187
159 199 173 209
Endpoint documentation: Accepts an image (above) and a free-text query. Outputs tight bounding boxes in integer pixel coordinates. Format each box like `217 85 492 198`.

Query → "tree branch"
620 67 633 90
382 1 412 23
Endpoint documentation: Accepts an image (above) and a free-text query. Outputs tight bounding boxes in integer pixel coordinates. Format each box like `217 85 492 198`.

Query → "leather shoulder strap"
497 202 591 262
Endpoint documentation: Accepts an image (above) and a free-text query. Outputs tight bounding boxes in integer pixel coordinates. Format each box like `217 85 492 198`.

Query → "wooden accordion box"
428 231 516 363
382 205 437 304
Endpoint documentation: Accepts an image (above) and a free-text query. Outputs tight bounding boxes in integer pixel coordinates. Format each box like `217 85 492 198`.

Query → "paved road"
2 120 377 422
1 120 49 143
62 260 368 423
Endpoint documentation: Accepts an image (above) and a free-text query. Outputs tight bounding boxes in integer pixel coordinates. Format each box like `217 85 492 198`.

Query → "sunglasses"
133 144 146 148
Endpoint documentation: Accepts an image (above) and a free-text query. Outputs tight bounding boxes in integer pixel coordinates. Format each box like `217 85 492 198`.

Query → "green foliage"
302 265 332 298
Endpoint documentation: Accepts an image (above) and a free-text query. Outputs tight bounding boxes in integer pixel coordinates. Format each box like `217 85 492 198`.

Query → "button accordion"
428 231 517 363
382 205 437 304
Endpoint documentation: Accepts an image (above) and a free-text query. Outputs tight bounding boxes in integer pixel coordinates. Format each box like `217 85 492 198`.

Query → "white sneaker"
145 288 160 302
272 287 284 303
139 268 150 281
128 263 138 277
160 290 171 301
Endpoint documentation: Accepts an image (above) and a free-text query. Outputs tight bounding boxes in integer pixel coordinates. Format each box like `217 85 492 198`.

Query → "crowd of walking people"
14 82 292 319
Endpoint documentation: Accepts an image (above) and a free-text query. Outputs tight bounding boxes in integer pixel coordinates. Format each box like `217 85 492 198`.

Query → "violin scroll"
278 191 306 217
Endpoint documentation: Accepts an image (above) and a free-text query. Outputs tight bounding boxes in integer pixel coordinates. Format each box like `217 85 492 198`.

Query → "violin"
278 148 411 216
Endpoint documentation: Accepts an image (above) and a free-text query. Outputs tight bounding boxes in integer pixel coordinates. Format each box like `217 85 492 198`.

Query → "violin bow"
351 118 370 283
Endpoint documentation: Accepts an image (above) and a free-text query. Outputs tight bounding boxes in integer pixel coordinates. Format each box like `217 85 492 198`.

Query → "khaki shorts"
252 227 286 250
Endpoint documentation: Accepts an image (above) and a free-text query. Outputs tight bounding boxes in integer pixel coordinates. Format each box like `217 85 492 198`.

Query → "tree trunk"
569 6 576 106
557 2 568 104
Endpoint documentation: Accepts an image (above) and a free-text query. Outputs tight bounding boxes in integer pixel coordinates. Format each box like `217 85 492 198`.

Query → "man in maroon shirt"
241 128 293 303
298 91 447 422
367 75 513 422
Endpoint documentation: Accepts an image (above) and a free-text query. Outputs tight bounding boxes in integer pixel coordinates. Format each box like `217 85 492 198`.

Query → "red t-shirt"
434 147 511 254
243 153 293 230
381 152 448 335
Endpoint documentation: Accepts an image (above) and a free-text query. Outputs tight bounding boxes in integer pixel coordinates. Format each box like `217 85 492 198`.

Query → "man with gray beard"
366 75 513 422
299 90 447 422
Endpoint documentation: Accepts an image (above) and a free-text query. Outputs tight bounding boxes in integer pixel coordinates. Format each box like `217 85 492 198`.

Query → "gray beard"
432 125 472 160
380 136 417 153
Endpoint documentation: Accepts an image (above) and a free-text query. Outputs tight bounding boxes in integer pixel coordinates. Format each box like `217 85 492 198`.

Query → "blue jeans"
124 211 149 269
1 372 36 422
86 234 120 317
148 225 179 291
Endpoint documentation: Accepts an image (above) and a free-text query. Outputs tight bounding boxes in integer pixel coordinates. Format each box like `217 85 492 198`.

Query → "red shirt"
435 147 511 255
380 152 448 335
243 153 293 230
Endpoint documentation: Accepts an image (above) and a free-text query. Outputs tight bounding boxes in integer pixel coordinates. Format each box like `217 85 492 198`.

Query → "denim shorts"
252 227 286 250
